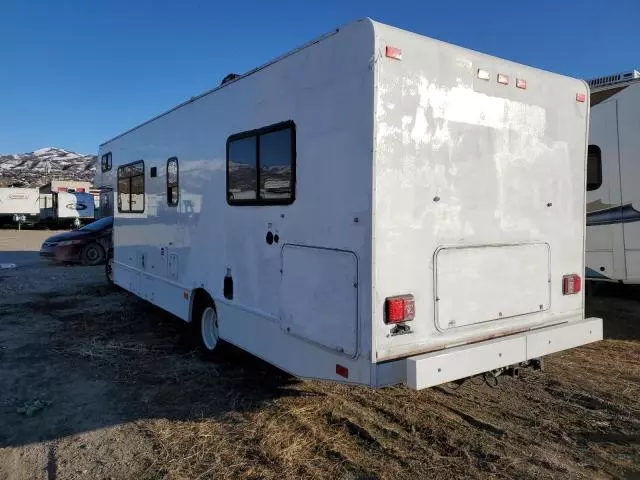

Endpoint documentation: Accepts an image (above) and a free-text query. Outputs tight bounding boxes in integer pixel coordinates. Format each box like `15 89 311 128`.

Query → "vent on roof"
221 73 240 86
587 70 640 89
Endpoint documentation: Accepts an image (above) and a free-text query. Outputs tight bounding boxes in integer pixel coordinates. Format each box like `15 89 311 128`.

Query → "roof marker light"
516 78 527 89
385 46 402 60
497 73 509 85
477 69 490 80
576 93 586 102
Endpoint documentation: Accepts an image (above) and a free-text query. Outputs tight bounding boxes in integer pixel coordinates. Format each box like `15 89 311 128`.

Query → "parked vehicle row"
0 188 96 229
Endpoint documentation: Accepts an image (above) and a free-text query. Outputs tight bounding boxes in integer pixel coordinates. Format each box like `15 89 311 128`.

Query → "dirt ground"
0 230 638 480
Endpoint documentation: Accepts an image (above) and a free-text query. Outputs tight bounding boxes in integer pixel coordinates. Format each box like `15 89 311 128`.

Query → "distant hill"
0 147 96 187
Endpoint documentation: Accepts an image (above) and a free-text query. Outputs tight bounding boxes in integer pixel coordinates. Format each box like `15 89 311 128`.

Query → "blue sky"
0 0 638 155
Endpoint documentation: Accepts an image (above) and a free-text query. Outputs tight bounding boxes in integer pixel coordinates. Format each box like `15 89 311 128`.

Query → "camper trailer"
585 70 640 284
94 152 115 219
0 188 40 227
101 19 601 389
39 191 96 228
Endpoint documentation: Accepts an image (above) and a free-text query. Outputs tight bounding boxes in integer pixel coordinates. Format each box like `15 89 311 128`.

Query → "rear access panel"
280 245 358 357
435 243 550 330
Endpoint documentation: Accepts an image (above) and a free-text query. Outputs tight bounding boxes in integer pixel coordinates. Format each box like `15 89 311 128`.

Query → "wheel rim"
201 306 219 351
87 247 99 262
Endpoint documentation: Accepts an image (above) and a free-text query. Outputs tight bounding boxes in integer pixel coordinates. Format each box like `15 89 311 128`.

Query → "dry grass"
1 259 639 479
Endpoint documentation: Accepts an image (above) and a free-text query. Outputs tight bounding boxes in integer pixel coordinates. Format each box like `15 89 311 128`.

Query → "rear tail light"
562 274 581 295
385 295 415 324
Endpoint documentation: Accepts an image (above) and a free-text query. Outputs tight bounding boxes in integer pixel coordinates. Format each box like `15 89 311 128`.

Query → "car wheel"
81 243 105 266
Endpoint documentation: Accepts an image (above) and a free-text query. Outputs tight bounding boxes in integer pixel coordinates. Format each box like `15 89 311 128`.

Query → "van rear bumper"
403 317 602 390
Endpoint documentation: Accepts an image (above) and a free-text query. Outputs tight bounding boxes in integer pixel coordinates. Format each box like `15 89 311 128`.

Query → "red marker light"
516 78 527 89
576 93 586 102
385 46 402 60
336 364 349 378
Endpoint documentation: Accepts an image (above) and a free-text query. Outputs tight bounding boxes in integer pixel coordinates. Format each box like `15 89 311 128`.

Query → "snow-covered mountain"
0 147 96 187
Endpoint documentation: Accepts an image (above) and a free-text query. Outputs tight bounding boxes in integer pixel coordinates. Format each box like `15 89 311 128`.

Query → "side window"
167 157 179 206
101 152 112 172
117 160 145 213
587 145 602 191
227 120 295 205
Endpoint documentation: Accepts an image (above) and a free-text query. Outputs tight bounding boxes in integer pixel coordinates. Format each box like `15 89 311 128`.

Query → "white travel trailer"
0 188 40 226
55 191 95 225
39 191 96 227
94 153 115 219
101 19 601 389
585 70 640 284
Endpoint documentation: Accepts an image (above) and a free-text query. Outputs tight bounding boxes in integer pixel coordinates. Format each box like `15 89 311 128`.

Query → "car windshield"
80 217 113 232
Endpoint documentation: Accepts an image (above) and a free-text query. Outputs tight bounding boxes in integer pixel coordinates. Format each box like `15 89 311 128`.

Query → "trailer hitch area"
482 358 544 388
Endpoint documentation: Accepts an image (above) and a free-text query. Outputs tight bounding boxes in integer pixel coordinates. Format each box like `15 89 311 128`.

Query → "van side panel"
101 20 377 385
372 22 589 362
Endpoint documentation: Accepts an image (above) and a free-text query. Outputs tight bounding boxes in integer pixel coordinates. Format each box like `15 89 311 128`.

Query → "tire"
193 296 222 357
81 242 105 266
105 256 115 285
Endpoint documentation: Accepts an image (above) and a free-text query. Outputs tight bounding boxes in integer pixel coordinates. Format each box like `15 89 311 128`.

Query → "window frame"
587 145 603 192
117 160 145 213
226 120 296 206
101 152 112 173
167 156 179 206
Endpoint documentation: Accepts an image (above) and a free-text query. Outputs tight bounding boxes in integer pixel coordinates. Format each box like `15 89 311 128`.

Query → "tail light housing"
562 274 581 295
385 295 415 324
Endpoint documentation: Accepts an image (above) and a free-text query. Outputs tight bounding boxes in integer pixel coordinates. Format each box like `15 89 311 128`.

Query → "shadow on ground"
586 283 640 341
0 279 301 448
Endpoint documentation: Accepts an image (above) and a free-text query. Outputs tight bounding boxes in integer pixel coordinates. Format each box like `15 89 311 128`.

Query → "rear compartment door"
435 243 550 330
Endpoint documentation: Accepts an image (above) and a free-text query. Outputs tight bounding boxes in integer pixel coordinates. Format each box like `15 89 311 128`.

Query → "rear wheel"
81 242 105 266
193 296 222 357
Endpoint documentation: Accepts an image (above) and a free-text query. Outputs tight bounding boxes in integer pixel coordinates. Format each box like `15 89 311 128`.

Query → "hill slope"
0 147 96 187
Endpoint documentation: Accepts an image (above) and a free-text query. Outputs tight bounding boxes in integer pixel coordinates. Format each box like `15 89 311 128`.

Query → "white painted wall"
372 23 589 361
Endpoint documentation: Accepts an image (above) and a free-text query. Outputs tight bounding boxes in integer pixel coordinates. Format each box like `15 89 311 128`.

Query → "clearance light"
497 73 509 85
477 69 490 80
385 46 402 60
576 93 586 102
516 78 527 89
